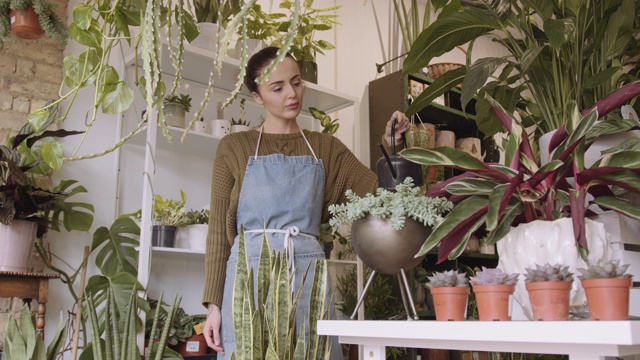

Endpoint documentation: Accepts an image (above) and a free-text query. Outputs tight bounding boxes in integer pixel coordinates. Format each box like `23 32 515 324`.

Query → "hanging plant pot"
472 284 515 321
297 60 318 83
581 277 632 320
429 286 469 321
10 7 44 40
525 281 572 321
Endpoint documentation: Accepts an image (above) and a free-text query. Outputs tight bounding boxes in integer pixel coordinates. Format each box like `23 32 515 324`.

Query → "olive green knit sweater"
202 129 378 307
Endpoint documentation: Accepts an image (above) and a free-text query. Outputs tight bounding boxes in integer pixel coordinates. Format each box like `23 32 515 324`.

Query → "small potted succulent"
0 0 68 43
425 269 469 321
524 263 574 321
230 98 250 132
328 178 453 275
163 93 193 128
469 267 519 321
577 259 633 320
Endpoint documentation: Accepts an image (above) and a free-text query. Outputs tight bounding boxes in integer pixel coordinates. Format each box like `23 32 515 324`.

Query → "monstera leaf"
91 216 140 278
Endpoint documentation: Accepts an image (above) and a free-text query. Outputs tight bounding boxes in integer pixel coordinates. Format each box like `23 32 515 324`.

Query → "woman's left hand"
383 111 410 146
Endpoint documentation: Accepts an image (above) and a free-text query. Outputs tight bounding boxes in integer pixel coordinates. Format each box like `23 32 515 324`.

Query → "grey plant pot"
151 225 177 247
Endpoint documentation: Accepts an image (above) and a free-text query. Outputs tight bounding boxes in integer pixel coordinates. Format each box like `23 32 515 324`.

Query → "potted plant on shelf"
184 208 209 252
163 93 192 129
190 0 242 51
273 0 341 83
403 0 640 141
230 98 251 132
524 263 574 321
0 0 68 43
469 267 519 321
425 269 469 321
0 123 94 272
136 190 188 248
233 2 283 58
577 259 633 320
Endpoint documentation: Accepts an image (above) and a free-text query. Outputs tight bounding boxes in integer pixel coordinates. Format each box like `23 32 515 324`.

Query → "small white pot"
164 103 186 128
187 224 208 252
210 119 231 137
175 226 190 249
194 119 209 134
230 124 250 133
190 22 218 51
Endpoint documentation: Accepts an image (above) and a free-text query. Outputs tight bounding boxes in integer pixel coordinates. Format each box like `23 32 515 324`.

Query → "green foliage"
392 0 432 51
184 208 209 225
0 120 94 238
0 0 69 44
192 0 241 26
404 0 640 139
273 0 340 62
401 88 640 263
3 304 67 360
309 107 338 134
236 2 284 41
146 301 207 346
231 230 331 359
163 93 193 113
328 178 453 230
231 98 250 126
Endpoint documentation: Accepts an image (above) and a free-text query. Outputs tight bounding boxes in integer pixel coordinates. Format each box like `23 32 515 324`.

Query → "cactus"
470 267 519 286
426 270 468 288
577 259 632 280
524 263 574 283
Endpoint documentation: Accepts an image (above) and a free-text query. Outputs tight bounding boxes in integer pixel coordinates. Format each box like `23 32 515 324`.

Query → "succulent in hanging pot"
0 0 69 43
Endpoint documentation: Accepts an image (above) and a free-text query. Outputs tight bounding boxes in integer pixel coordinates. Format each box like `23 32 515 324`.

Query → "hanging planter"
9 7 43 40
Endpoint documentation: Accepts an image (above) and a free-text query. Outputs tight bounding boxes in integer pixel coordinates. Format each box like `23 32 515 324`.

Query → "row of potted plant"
427 261 633 322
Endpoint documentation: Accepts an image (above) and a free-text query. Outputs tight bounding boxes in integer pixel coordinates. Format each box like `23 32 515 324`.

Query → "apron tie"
244 227 316 292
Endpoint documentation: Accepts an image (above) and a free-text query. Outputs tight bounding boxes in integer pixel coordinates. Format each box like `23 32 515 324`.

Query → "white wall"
44 0 506 346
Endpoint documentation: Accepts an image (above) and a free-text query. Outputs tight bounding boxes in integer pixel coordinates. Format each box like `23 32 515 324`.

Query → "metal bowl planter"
351 215 431 275
349 214 432 320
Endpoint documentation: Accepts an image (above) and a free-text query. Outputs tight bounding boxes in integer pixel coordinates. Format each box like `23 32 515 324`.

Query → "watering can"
376 119 423 190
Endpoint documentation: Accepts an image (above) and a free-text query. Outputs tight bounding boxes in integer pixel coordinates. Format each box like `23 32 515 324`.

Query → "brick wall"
0 0 68 349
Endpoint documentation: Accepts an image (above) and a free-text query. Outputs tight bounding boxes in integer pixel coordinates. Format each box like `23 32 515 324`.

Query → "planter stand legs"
349 268 419 320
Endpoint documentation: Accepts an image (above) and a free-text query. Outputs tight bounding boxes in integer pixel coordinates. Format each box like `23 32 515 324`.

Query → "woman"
202 46 409 359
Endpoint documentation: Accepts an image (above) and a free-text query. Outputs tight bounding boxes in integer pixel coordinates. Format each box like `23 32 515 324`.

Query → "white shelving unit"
117 41 362 318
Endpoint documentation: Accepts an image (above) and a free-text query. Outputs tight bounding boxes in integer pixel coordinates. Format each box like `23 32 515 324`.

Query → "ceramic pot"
187 224 208 252
430 286 469 321
350 215 431 275
581 277 632 320
0 220 38 272
472 284 515 321
194 119 208 133
190 22 218 51
297 60 317 83
230 124 250 133
209 119 230 137
164 103 186 128
526 281 572 321
177 334 208 356
10 7 44 40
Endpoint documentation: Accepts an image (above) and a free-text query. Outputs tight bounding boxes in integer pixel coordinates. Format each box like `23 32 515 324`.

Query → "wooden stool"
0 271 60 339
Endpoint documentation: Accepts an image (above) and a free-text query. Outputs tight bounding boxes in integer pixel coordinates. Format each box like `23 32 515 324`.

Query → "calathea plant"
401 83 640 263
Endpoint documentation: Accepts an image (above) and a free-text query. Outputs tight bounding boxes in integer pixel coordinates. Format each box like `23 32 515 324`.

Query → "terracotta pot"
581 277 632 320
525 281 571 320
177 334 208 356
472 284 515 321
430 287 469 321
10 7 44 40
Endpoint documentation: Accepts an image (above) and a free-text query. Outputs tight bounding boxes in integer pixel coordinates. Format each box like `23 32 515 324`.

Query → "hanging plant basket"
10 7 44 40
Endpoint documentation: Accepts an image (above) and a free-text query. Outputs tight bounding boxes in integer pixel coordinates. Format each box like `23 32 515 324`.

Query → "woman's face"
251 57 304 123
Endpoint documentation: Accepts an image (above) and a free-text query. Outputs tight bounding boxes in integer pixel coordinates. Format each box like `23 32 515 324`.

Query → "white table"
317 320 640 360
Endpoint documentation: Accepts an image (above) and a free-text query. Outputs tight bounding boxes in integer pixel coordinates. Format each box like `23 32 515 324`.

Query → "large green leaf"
444 178 501 196
403 8 501 75
91 216 140 277
406 67 467 117
592 196 640 221
461 57 508 109
101 81 135 114
401 146 488 170
544 18 576 49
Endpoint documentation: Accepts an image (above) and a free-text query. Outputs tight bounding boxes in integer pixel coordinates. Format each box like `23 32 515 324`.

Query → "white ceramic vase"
164 103 186 128
230 124 250 133
496 217 612 320
187 224 208 252
0 220 38 272
210 119 230 137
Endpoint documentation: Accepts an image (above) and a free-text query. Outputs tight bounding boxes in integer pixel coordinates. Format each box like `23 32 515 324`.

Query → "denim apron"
219 128 342 359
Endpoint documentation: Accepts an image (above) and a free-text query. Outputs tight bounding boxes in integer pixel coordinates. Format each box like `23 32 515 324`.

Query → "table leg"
36 302 46 339
362 344 386 360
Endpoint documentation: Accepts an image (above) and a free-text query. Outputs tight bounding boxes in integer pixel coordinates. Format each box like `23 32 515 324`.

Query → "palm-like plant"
403 0 640 139
401 83 640 263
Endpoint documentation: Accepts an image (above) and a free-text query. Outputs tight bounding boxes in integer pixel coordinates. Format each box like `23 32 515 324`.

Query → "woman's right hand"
204 303 224 355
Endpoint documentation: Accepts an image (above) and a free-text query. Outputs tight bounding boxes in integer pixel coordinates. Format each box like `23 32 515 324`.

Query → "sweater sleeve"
202 138 234 308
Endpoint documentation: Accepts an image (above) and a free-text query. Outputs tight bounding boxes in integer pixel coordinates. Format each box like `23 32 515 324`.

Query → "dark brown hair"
243 46 296 93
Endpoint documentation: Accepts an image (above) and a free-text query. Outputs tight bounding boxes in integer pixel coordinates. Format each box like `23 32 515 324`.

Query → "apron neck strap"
254 125 318 161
